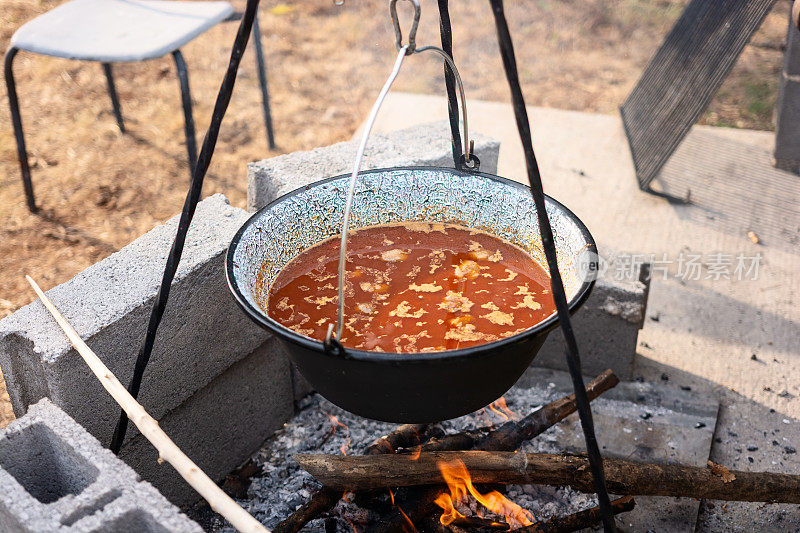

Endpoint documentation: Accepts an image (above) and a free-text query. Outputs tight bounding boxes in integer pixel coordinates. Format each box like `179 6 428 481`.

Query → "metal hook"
390 0 420 54
414 45 478 170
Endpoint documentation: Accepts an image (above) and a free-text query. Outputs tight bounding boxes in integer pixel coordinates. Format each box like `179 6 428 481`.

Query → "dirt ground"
0 0 790 427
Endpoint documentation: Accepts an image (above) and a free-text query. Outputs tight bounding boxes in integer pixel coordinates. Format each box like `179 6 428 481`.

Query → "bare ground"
0 0 790 427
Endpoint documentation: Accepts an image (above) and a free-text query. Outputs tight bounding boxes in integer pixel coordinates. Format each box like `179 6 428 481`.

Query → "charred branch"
476 369 619 452
365 424 430 455
274 423 430 533
518 496 635 533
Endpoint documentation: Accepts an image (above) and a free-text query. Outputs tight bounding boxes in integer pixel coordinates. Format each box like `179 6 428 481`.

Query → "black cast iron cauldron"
226 166 596 423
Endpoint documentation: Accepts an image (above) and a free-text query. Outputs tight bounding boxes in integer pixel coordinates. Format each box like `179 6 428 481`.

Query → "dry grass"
0 0 790 427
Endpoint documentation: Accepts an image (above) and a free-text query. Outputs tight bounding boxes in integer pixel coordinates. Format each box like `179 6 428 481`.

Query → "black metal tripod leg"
4 47 37 213
102 63 125 133
253 13 276 149
172 49 197 176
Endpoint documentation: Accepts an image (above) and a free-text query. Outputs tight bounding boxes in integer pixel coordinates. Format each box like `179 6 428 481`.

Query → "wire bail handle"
391 0 420 54
326 1 481 349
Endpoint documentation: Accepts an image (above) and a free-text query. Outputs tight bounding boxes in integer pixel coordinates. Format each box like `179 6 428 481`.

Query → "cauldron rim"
226 165 596 363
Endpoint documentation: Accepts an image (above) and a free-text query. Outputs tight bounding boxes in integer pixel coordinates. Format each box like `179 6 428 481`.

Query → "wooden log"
365 424 429 455
273 489 341 533
294 451 800 504
396 370 619 457
476 369 619 452
411 429 487 454
369 370 619 532
274 423 430 533
519 496 635 533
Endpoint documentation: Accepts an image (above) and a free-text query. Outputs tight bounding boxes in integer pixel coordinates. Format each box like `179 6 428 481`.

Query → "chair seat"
11 0 234 62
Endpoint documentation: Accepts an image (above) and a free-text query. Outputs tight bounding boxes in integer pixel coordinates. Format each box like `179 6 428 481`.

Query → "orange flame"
409 445 422 460
344 516 359 533
389 490 417 532
324 411 351 455
433 459 534 528
489 397 517 422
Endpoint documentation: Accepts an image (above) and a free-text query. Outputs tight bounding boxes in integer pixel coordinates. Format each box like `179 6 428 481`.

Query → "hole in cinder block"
0 422 99 504
61 489 122 526
99 510 172 533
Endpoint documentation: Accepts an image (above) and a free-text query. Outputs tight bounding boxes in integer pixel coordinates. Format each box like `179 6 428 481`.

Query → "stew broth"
265 222 555 352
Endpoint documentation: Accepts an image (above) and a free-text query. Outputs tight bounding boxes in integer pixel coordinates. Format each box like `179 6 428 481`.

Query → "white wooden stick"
26 275 269 533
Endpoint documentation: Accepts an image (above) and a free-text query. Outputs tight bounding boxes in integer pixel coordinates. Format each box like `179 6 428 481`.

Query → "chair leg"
172 49 197 177
4 47 37 213
252 13 276 150
102 63 125 133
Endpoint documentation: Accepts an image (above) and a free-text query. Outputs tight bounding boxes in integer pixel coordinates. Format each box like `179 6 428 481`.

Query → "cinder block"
247 120 501 211
0 194 270 446
532 266 649 380
67 483 202 533
119 336 294 506
0 399 201 532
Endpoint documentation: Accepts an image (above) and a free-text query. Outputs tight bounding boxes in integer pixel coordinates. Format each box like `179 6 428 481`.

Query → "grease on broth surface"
264 222 555 352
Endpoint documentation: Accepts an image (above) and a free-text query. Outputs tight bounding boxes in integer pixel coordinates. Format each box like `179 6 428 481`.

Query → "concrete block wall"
0 194 297 505
0 399 201 532
0 194 271 446
247 120 501 211
119 337 293 505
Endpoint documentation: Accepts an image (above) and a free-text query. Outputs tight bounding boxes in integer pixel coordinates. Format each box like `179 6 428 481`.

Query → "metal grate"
621 0 777 190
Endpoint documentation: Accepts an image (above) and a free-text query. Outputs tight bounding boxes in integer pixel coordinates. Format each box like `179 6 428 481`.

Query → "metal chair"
4 0 276 213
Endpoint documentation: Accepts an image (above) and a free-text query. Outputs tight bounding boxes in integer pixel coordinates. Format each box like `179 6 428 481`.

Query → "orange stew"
265 222 555 352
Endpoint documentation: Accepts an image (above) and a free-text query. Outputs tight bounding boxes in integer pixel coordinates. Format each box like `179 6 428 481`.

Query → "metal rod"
252 13 276 149
102 63 125 133
487 1 615 530
172 49 198 177
110 0 262 454
436 0 463 168
4 47 37 213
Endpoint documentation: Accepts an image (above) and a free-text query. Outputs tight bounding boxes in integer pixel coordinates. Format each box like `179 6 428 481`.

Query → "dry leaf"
707 460 736 483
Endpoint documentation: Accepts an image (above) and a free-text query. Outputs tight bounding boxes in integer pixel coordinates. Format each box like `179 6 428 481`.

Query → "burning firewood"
369 370 620 532
475 370 618 452
294 451 800 504
365 424 429 455
273 423 430 533
275 370 619 532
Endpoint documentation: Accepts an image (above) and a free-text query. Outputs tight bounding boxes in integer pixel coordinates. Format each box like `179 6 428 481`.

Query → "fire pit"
190 371 619 533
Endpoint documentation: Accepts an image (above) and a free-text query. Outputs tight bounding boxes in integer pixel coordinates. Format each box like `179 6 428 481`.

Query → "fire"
389 490 417 533
343 516 359 533
408 445 422 460
433 459 534 528
488 397 517 422
323 411 351 455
